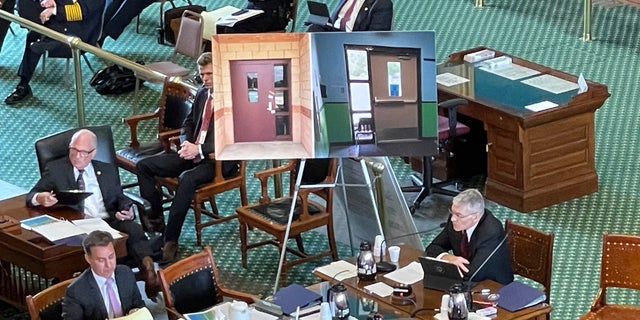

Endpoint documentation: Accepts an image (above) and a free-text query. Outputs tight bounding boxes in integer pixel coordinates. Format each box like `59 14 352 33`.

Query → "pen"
295 306 300 320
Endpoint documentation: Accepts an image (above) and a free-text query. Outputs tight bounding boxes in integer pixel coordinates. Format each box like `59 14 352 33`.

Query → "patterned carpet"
2 0 640 319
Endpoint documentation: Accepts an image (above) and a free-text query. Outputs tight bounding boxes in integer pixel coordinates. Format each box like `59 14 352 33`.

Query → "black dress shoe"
162 241 178 264
30 38 62 55
4 85 32 105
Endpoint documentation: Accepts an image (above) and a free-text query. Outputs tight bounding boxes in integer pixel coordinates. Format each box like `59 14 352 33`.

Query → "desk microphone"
377 222 446 273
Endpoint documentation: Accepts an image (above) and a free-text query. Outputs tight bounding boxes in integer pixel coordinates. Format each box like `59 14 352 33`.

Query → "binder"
496 280 546 312
272 283 322 315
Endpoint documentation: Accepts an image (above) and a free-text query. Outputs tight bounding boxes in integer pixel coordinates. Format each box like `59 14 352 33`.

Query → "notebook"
56 190 92 205
305 1 332 27
419 256 471 291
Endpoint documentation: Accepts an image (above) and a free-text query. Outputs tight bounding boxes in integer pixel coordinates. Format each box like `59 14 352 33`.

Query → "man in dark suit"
99 0 156 44
26 129 160 299
62 230 146 320
0 0 16 53
5 0 105 104
136 52 239 263
307 0 393 32
425 188 514 285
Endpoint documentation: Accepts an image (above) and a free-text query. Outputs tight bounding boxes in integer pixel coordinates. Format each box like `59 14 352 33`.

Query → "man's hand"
115 207 134 221
441 253 470 274
36 192 58 207
177 141 200 160
40 0 56 8
39 7 55 23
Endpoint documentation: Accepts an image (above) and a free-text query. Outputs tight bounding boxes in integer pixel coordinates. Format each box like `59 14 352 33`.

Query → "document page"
436 73 470 87
202 6 239 39
72 218 123 239
216 9 264 27
31 219 86 242
382 261 423 285
479 63 540 81
314 260 357 281
521 74 579 94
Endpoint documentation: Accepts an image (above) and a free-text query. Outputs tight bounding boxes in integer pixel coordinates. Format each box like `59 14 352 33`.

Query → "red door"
231 60 291 142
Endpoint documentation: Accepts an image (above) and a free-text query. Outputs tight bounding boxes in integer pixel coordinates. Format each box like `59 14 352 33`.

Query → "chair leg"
239 221 248 268
401 156 458 213
294 235 304 253
327 221 339 261
194 200 202 246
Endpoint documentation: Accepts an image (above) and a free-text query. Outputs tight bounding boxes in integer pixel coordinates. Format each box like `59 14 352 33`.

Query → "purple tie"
106 278 123 318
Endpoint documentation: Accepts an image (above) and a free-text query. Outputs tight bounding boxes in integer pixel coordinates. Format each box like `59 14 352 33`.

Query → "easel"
272 158 385 295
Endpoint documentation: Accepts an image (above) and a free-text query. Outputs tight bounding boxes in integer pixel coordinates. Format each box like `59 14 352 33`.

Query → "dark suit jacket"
62 265 144 320
331 0 393 31
425 209 514 285
26 158 133 218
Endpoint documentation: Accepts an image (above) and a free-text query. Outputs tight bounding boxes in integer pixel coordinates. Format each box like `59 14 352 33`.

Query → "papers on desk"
524 100 559 112
521 74 579 94
21 215 122 242
363 282 394 297
436 73 470 87
216 8 264 27
184 301 278 320
314 260 357 281
479 63 540 81
202 6 239 39
112 307 153 320
72 218 123 239
382 261 423 285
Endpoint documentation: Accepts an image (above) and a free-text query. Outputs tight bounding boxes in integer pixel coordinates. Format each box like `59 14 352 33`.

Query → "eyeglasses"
449 208 478 219
69 147 96 157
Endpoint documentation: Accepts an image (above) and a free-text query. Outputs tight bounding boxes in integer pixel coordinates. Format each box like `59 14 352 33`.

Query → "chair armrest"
589 287 606 312
219 286 258 304
158 129 181 152
253 160 297 204
438 98 468 138
124 191 152 217
122 109 161 148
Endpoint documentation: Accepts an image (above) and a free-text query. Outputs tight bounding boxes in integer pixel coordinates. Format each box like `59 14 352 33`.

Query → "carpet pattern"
2 0 640 319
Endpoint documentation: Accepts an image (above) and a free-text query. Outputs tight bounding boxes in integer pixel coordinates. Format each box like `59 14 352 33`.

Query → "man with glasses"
25 129 161 300
425 188 513 285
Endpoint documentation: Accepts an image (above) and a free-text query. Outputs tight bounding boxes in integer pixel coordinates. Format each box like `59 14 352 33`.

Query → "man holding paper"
26 129 160 299
425 188 513 285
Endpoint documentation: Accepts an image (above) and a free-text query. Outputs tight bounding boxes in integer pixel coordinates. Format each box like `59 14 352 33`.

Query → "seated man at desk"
63 230 145 320
218 0 293 33
26 129 160 299
307 0 393 32
425 188 513 285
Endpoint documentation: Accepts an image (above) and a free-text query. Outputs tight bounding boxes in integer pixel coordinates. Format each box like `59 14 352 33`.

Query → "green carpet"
2 0 640 319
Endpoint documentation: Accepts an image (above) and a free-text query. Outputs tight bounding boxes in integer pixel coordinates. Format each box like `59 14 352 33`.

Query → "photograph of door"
230 59 292 142
345 46 420 144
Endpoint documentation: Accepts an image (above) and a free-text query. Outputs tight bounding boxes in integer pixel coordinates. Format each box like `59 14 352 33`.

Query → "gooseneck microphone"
377 222 447 273
465 228 512 288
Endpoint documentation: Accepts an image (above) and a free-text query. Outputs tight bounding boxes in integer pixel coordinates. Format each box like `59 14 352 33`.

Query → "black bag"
89 64 142 95
163 5 206 45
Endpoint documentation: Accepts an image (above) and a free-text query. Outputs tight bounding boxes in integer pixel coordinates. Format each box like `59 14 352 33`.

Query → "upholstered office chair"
401 98 470 213
25 278 74 320
158 246 256 320
135 9 203 95
34 126 149 214
354 117 375 144
505 219 554 318
579 233 640 320
236 158 339 284
116 78 195 178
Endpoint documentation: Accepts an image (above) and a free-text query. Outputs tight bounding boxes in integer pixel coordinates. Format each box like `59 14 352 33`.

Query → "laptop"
419 256 474 291
305 1 332 27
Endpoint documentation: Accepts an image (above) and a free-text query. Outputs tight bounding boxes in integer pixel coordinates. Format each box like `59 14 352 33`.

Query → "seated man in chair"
26 129 161 299
307 0 393 32
136 52 239 263
219 0 293 33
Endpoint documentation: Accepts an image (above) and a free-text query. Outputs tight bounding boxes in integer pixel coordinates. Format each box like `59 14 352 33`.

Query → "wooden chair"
116 78 195 177
158 246 256 320
505 219 554 316
25 278 74 320
579 233 640 320
236 158 339 284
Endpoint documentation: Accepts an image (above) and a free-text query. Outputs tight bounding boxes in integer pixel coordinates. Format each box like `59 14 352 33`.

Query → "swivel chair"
401 98 470 213
25 278 74 320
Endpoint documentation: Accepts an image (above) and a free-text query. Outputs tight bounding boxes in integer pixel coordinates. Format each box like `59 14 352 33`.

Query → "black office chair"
401 98 470 213
34 126 150 214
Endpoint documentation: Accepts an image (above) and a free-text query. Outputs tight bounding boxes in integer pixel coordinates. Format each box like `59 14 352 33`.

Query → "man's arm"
424 227 453 257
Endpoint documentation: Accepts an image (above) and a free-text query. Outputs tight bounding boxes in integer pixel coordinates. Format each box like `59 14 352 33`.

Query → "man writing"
62 230 146 320
425 188 513 285
136 52 239 263
26 129 160 299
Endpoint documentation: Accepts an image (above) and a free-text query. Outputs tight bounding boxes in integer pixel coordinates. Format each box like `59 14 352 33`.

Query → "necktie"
460 230 469 259
339 0 358 30
105 278 122 318
76 169 85 212
194 96 213 163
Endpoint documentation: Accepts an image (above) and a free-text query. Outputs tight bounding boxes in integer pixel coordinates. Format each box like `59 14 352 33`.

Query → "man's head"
449 188 485 231
83 230 116 278
197 52 213 91
68 129 97 170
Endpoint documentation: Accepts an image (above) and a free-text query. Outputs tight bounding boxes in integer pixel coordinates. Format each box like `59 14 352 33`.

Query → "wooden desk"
0 194 127 307
313 245 552 320
437 47 610 212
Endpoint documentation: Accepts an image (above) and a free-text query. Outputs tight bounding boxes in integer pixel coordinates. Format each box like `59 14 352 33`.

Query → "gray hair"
452 188 485 215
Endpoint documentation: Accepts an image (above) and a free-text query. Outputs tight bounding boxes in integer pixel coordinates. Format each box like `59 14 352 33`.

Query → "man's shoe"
141 256 160 300
30 38 63 55
162 241 178 263
5 85 32 105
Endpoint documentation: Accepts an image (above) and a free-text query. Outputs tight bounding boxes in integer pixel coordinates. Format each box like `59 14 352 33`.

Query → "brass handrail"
0 10 195 126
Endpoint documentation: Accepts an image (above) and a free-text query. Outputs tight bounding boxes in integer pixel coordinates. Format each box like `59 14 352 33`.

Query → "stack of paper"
314 260 357 281
21 215 85 242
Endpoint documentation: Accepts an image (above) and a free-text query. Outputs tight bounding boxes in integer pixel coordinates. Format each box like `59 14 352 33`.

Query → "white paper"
363 282 394 297
216 9 264 27
202 6 239 40
185 302 277 320
524 100 559 112
383 261 423 285
434 312 490 320
521 74 579 94
314 260 357 281
436 73 470 87
578 73 588 93
479 63 540 81
30 219 86 242
72 218 123 239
